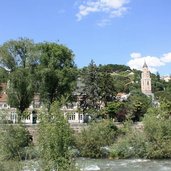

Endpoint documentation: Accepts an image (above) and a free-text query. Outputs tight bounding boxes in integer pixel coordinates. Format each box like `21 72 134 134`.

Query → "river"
76 158 171 171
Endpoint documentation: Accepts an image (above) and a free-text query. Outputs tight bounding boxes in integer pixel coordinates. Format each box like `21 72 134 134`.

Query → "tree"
0 123 32 161
79 61 117 120
127 91 151 121
0 38 38 71
82 60 100 111
37 42 77 109
0 38 38 120
38 102 76 171
7 68 34 118
105 101 127 121
98 71 116 106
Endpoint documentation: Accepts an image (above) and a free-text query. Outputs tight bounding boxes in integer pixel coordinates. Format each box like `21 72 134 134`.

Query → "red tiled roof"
0 93 7 102
0 83 7 102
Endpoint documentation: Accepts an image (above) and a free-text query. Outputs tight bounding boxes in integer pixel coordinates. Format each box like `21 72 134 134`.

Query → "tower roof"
143 61 148 68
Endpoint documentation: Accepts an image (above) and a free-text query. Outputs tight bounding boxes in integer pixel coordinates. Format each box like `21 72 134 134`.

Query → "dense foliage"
38 102 77 171
0 38 37 119
0 124 32 161
37 42 77 109
75 120 119 158
110 103 171 159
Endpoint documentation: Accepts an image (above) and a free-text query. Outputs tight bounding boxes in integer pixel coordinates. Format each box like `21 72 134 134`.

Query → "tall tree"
82 60 100 110
38 42 77 109
7 68 34 116
0 38 38 71
98 71 116 106
0 38 38 119
80 61 116 119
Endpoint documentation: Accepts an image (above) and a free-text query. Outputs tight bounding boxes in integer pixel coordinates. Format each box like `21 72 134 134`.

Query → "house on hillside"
116 92 130 101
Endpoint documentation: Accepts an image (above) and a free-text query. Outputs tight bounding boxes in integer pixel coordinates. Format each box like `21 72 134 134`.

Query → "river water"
76 158 171 171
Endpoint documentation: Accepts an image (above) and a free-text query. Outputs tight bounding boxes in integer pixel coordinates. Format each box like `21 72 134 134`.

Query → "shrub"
75 120 119 158
38 102 77 171
110 130 147 159
143 107 171 159
0 124 32 161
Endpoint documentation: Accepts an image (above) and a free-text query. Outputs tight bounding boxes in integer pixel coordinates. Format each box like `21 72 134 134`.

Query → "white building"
0 83 84 124
61 102 84 123
141 61 152 95
161 75 171 82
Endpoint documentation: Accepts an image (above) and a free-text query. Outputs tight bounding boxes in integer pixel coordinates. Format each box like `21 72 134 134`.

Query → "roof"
0 83 7 102
0 93 7 102
143 61 148 68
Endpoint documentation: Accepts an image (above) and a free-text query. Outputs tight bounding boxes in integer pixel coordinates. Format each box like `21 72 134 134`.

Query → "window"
71 114 75 120
79 115 83 120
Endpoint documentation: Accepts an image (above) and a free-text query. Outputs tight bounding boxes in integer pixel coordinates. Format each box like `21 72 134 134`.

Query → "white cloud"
76 0 129 23
127 52 169 73
161 52 171 63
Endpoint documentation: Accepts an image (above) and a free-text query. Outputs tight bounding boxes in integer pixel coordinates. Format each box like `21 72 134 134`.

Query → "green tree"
81 61 116 119
7 68 34 118
0 38 38 71
105 101 127 121
0 38 38 120
98 71 116 106
0 124 32 161
38 42 77 110
82 60 100 111
38 102 77 171
127 91 151 121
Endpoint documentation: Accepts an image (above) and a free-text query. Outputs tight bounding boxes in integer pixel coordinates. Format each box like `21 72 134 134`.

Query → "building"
141 61 152 95
160 75 171 82
0 83 84 124
61 102 84 124
116 92 130 101
0 83 42 124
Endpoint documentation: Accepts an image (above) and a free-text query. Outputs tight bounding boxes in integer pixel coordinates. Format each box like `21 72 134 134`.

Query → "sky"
1 0 171 75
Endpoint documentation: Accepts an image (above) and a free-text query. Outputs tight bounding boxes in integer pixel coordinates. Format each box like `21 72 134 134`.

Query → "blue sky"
1 0 171 75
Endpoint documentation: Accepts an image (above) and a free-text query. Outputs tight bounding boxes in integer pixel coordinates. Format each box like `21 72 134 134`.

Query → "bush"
110 130 147 159
143 107 171 159
0 124 32 161
75 120 119 158
111 106 171 159
0 161 22 171
38 102 77 171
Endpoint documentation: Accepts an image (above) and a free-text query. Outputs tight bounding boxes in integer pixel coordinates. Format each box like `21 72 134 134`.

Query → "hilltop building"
160 75 171 82
141 61 152 95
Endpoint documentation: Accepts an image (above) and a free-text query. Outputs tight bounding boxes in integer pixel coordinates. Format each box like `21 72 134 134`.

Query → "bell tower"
141 61 152 95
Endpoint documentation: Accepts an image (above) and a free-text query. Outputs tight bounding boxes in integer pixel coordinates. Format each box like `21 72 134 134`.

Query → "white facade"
61 102 84 123
0 83 84 124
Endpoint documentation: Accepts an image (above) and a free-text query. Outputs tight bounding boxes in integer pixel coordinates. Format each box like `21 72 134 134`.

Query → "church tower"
141 61 152 95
